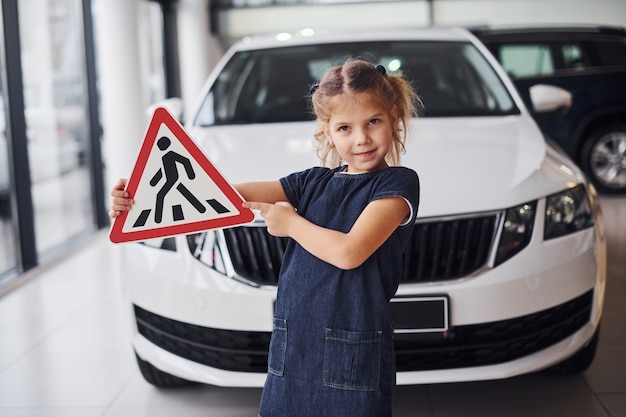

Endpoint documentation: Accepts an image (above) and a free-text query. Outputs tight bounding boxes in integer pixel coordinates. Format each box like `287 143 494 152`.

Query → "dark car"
472 25 626 194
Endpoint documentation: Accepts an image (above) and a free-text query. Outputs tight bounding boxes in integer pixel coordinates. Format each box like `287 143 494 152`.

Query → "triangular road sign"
109 107 254 243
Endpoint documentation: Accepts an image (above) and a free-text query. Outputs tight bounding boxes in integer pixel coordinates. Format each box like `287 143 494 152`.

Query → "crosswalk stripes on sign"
132 199 231 228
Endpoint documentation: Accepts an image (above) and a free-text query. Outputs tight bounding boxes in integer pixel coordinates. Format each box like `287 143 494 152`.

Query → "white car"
121 26 606 387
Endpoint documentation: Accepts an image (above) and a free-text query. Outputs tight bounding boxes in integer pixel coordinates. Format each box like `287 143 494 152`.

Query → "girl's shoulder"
380 166 419 186
377 166 420 203
379 167 420 222
288 166 342 181
307 165 339 176
387 165 418 176
280 166 341 197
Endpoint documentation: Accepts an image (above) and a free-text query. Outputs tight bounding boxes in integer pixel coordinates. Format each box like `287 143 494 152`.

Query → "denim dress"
258 166 419 417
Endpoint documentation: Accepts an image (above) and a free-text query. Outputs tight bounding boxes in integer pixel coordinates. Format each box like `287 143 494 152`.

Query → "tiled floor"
0 196 624 417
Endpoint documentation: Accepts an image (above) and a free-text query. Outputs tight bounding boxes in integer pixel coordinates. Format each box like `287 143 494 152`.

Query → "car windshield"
194 40 519 126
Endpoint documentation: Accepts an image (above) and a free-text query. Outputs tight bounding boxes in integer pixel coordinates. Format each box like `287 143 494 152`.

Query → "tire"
135 351 195 388
580 123 626 194
543 324 600 375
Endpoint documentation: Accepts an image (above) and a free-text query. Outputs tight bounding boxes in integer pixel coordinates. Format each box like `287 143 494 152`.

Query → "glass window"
562 44 587 69
18 0 94 255
137 1 167 106
593 41 626 66
0 9 18 279
0 90 18 279
194 40 518 126
499 44 554 78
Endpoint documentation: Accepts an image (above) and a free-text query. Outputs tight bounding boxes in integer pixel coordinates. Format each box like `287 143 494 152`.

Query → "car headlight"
544 184 594 240
186 231 228 275
495 201 536 266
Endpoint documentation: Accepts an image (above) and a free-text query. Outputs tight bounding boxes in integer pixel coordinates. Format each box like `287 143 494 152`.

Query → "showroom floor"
0 196 624 417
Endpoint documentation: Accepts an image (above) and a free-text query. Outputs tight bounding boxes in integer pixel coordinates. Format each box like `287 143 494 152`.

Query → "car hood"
187 116 585 218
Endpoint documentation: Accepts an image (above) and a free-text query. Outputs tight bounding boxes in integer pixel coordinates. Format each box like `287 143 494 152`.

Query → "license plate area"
390 295 449 334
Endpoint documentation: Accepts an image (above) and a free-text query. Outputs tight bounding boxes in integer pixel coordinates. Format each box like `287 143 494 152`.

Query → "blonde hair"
310 59 420 167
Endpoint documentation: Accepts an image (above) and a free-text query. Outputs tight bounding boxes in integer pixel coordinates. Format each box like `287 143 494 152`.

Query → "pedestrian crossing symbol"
109 107 254 243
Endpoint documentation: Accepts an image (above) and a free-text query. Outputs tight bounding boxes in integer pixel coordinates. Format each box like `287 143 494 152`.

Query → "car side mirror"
146 97 184 122
529 84 572 115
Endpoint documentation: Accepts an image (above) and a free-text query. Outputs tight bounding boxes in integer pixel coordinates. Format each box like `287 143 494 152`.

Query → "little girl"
110 59 420 417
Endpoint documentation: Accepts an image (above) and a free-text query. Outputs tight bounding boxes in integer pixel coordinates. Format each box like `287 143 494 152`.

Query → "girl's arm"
244 197 410 270
234 181 287 204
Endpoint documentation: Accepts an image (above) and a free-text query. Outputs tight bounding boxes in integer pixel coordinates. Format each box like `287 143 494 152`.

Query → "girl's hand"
243 201 298 237
109 178 134 218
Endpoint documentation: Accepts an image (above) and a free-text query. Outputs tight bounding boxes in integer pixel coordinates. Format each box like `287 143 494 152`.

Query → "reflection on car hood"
188 116 584 217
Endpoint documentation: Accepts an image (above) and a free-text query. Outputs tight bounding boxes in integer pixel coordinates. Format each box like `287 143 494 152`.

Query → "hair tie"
308 84 319 95
376 65 387 75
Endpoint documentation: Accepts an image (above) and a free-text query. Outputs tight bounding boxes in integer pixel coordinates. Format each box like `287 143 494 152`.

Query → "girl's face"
324 93 397 173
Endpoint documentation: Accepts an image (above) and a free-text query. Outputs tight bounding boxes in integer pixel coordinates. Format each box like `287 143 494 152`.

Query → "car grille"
223 226 288 285
223 214 498 285
133 289 593 374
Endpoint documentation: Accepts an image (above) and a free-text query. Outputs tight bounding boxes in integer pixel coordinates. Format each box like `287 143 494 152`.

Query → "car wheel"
135 351 194 387
543 324 600 375
580 124 626 194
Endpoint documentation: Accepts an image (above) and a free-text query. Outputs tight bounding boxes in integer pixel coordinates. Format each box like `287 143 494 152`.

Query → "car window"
498 44 555 78
193 40 518 126
592 40 626 66
562 44 588 69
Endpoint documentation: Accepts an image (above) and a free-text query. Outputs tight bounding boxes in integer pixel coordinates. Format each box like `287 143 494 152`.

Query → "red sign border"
109 107 254 243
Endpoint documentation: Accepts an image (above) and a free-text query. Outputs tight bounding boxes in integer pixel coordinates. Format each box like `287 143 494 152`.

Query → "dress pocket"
323 328 382 391
268 317 287 377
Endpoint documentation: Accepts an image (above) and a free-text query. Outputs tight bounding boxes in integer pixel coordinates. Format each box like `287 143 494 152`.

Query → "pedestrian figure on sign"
150 136 206 223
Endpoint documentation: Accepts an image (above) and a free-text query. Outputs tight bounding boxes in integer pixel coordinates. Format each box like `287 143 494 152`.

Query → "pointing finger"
243 201 269 211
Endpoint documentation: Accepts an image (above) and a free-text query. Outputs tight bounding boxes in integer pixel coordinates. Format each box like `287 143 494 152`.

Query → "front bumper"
124 215 605 386
133 288 593 382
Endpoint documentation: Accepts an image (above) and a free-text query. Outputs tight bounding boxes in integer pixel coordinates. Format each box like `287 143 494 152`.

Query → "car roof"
470 24 626 38
232 26 474 51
